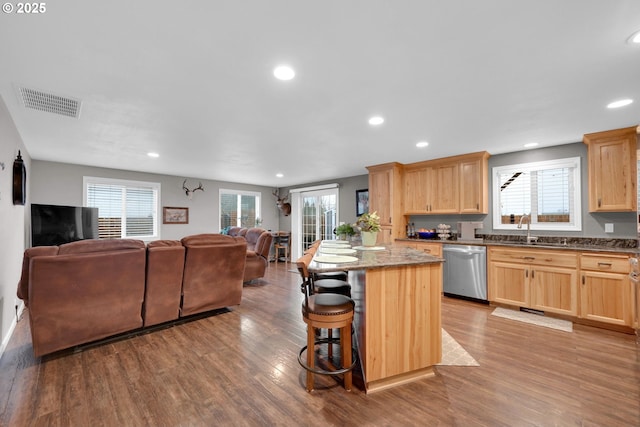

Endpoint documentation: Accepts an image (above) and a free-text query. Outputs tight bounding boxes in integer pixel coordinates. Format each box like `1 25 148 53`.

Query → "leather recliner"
18 239 147 357
180 234 247 316
243 227 273 282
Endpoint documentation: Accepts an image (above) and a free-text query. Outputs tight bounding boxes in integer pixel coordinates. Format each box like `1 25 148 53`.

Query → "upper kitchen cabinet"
367 162 406 242
583 126 638 212
402 151 489 215
459 152 490 214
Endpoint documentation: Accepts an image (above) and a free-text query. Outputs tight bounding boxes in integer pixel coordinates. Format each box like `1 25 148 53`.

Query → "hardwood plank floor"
1 262 639 426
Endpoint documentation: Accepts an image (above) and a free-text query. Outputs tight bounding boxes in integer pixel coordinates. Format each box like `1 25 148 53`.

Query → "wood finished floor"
1 261 639 426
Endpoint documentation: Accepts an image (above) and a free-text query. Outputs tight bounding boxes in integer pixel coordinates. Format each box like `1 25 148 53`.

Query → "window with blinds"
492 157 581 231
219 189 261 229
84 177 160 240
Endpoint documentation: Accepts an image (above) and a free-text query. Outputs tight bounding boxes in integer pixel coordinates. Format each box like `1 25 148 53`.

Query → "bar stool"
298 253 351 296
296 256 356 392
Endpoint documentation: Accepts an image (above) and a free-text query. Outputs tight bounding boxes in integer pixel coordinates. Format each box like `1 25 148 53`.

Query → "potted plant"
335 223 355 240
356 211 381 246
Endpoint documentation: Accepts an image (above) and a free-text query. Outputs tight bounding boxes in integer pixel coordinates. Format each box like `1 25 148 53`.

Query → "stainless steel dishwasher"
442 244 487 302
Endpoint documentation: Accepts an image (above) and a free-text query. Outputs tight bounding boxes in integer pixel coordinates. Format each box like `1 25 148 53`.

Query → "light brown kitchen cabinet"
429 161 459 213
579 253 632 327
459 152 490 214
403 165 429 213
583 126 638 212
402 151 489 215
367 162 406 243
488 247 578 316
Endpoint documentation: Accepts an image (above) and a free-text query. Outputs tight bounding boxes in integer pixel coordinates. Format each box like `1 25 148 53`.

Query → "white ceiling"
1 1 639 187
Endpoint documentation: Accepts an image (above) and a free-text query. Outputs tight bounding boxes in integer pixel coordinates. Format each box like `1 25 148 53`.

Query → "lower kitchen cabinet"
579 253 632 327
488 247 578 316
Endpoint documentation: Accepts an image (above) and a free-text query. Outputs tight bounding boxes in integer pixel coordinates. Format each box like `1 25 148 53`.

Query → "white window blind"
84 177 160 240
493 157 581 231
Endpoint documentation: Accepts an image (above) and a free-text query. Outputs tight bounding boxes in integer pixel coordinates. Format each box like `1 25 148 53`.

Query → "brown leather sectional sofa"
17 234 247 357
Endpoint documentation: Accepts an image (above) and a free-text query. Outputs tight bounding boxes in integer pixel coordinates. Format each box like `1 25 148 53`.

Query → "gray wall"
30 161 281 240
0 95 31 355
275 174 370 232
409 142 637 239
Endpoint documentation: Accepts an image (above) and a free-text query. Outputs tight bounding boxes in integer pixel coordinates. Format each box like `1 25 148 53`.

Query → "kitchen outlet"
604 223 614 233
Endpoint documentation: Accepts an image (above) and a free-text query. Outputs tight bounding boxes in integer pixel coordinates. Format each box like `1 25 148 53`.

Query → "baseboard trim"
0 302 24 360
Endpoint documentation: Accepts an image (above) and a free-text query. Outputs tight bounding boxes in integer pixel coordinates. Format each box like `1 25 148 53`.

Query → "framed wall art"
163 206 189 224
356 189 369 216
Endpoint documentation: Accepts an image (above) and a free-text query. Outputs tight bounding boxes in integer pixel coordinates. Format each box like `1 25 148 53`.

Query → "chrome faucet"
517 214 538 244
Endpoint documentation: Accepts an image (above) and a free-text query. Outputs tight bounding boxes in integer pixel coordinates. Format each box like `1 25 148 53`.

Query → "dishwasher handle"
443 246 486 255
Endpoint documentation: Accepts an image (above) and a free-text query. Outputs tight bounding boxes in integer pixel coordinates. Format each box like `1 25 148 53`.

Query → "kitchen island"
308 244 444 393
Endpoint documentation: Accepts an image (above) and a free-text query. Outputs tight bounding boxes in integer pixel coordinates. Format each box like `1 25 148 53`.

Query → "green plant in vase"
335 223 355 240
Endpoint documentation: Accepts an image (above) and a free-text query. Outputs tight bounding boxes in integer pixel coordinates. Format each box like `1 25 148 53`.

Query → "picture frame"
356 189 369 216
163 206 189 224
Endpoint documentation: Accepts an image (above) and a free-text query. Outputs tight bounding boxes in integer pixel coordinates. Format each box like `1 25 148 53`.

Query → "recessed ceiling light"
276 173 284 178
273 65 295 81
627 30 640 44
606 99 633 109
368 116 384 126
416 141 429 148
523 142 539 148
147 152 159 158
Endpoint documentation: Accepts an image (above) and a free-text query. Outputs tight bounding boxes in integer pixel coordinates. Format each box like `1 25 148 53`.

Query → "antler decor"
183 179 204 199
272 189 291 216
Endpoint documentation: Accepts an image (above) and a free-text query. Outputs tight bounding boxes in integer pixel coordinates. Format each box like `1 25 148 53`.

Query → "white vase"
361 231 378 247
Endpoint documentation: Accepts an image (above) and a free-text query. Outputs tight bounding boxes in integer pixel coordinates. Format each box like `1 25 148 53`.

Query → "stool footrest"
297 342 357 376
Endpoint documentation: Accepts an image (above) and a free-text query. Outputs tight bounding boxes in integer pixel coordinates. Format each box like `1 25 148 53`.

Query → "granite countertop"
308 244 443 273
396 236 639 254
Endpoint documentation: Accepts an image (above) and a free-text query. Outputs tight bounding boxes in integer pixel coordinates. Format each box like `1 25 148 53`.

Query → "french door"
290 185 339 259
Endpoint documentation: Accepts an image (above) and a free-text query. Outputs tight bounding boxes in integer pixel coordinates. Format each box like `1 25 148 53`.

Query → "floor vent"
17 86 81 118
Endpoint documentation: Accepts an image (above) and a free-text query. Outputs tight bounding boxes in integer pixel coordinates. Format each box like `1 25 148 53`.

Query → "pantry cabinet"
579 253 633 327
583 126 638 212
488 247 578 316
367 162 406 243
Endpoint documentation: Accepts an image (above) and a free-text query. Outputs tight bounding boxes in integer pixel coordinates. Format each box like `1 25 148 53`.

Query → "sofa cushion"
144 240 185 327
58 238 145 255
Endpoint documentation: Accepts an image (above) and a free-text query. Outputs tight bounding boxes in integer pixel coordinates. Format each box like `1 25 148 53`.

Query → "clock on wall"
13 150 26 205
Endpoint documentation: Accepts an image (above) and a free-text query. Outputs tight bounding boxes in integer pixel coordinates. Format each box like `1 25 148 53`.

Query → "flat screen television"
31 204 99 246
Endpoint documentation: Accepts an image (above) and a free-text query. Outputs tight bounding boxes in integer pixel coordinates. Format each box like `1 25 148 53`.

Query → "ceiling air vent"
17 86 81 118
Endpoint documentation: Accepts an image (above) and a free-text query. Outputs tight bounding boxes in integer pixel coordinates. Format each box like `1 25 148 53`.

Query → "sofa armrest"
17 246 59 305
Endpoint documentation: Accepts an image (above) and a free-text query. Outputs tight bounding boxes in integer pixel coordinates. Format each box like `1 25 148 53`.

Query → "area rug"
438 329 479 366
491 307 573 332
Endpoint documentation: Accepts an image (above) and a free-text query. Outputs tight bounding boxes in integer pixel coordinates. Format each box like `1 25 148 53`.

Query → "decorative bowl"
417 231 437 239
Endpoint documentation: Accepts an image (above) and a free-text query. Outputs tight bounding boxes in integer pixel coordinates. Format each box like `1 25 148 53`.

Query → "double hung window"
84 177 160 240
492 157 581 231
219 189 261 229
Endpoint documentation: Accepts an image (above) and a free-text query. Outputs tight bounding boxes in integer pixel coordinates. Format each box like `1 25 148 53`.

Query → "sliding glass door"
300 189 338 253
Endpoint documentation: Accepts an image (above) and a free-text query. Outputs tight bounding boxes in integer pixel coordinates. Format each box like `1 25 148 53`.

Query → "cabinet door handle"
597 262 612 268
582 275 585 285
476 203 479 210
531 270 535 279
523 256 535 261
525 270 528 278
597 198 601 208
